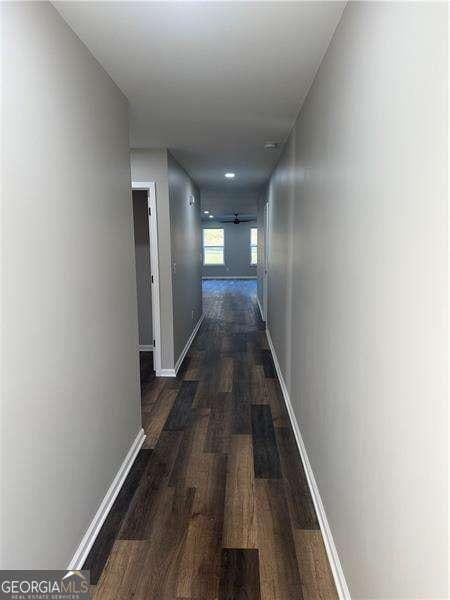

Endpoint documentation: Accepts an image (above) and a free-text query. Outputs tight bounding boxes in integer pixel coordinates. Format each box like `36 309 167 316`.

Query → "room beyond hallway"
83 279 337 599
139 351 154 394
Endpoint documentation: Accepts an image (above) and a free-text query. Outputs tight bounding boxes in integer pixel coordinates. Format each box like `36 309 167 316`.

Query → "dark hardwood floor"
85 279 337 599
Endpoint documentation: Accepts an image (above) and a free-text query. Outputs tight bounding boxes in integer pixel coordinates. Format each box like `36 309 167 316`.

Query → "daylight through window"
251 227 257 265
203 228 224 265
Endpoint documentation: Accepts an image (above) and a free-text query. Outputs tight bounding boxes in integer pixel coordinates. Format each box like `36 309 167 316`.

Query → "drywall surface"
201 190 259 217
131 150 202 368
130 149 174 369
167 153 202 363
256 192 267 306
2 1 141 568
132 190 152 346
202 221 257 278
266 2 447 598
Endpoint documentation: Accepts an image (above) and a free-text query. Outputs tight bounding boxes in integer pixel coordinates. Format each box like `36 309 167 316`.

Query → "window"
250 228 257 265
203 228 224 265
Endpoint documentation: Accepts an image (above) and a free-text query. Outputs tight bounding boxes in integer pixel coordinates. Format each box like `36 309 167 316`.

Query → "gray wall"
2 1 141 568
130 149 174 369
168 154 203 363
131 150 202 369
201 190 259 217
202 221 257 278
256 192 267 305
260 3 447 598
132 190 152 346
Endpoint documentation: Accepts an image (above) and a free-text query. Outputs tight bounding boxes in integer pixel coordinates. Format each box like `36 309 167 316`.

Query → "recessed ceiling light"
209 214 214 218
203 210 209 214
225 172 235 179
264 141 278 150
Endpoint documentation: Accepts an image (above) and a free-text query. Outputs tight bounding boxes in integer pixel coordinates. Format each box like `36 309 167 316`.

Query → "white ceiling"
55 1 345 192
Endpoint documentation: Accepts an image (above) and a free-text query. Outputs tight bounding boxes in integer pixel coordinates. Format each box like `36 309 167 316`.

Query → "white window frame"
250 227 258 266
203 227 225 266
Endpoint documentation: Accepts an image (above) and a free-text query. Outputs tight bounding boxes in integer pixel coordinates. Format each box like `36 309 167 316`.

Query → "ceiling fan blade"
206 215 256 223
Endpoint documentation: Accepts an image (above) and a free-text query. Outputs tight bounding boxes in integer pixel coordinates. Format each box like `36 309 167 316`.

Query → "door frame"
263 201 269 321
132 181 162 374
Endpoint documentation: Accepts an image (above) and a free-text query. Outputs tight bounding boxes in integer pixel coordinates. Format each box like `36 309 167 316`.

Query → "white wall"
167 154 202 363
202 221 257 278
261 3 448 598
2 1 141 568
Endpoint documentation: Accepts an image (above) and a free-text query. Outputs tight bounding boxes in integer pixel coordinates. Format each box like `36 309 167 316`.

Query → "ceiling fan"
216 212 255 224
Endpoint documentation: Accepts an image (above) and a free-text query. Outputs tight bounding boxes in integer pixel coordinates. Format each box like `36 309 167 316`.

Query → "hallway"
85 280 337 599
3 3 447 595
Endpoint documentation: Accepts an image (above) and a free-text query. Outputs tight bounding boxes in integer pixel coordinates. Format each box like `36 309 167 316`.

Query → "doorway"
262 201 269 321
131 181 161 379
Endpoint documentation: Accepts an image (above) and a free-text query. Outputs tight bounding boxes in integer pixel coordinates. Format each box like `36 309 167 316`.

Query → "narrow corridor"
85 280 337 599
4 3 446 594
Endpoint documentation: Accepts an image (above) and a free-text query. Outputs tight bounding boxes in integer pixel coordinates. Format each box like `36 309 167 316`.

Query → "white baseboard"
174 313 205 374
256 295 265 322
157 368 176 377
266 329 351 600
156 313 205 378
202 276 257 280
67 428 146 570
138 344 154 352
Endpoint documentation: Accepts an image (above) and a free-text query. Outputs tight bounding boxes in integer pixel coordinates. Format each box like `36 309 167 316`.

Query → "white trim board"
67 428 146 570
265 329 351 600
174 313 205 374
202 276 257 280
158 368 177 377
256 295 265 322
138 345 154 352
132 182 161 374
156 313 205 378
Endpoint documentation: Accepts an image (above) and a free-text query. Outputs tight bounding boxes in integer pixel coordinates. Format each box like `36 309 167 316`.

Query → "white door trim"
263 201 269 321
132 181 162 374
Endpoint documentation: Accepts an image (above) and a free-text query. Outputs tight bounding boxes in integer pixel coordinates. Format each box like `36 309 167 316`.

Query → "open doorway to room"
201 215 258 278
131 181 161 391
200 194 261 324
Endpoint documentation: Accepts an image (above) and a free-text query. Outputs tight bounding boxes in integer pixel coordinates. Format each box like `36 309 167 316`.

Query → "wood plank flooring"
85 279 337 599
